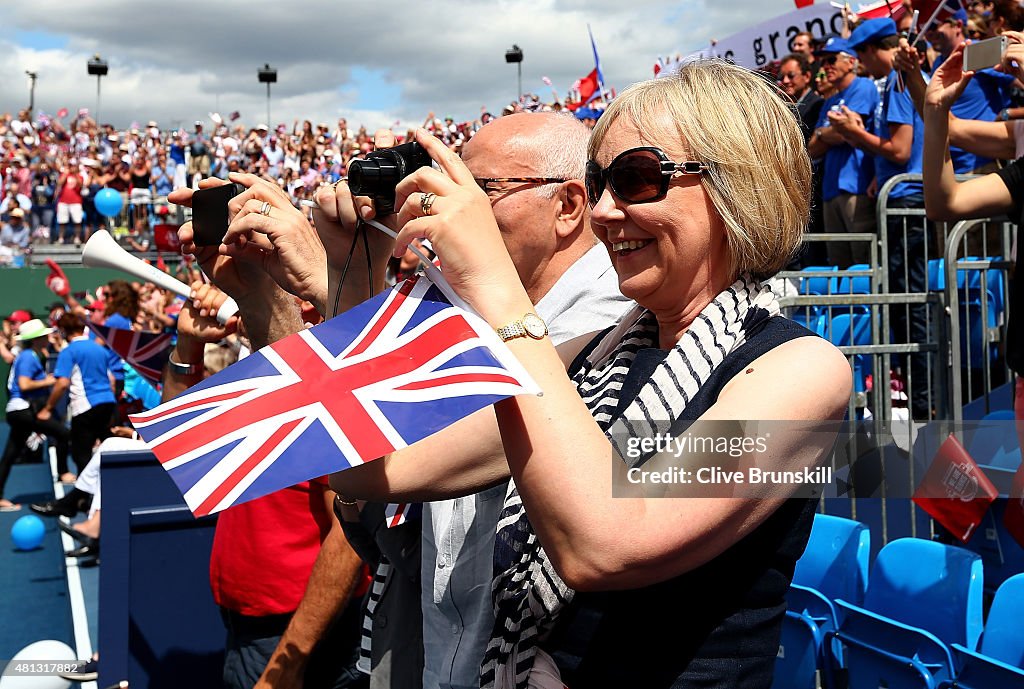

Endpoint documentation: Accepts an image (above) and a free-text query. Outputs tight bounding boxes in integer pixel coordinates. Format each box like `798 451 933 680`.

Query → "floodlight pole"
505 45 524 104
25 71 38 112
87 55 109 122
258 64 278 127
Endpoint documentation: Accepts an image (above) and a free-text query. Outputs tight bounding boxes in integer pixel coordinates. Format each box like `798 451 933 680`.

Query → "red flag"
1004 462 1024 548
567 69 599 111
857 0 908 19
794 0 814 7
913 433 998 542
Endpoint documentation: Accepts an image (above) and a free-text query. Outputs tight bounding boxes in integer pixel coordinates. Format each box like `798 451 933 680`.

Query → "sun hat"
16 318 55 341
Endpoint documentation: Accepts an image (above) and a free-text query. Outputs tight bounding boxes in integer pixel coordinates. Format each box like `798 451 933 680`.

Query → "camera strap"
332 219 374 318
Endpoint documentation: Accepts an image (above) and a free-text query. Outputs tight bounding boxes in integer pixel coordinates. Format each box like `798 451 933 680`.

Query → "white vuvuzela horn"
81 230 238 324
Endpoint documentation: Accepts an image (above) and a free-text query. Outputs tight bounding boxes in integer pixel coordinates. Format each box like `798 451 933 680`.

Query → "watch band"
496 313 547 342
496 321 528 341
168 350 201 376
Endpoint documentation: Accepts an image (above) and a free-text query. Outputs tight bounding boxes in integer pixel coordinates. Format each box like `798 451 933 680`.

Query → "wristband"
168 350 202 376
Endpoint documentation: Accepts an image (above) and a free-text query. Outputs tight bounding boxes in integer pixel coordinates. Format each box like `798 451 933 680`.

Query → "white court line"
50 444 97 689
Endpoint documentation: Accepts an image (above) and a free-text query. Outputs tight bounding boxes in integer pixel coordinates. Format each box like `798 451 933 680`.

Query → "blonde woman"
330 61 851 689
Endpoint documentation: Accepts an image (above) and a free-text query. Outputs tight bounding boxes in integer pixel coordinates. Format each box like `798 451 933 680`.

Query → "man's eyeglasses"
474 177 566 196
585 146 707 207
778 71 801 81
819 55 842 65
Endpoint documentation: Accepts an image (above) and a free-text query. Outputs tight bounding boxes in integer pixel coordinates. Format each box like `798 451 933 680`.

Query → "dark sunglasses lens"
585 161 603 205
610 150 664 203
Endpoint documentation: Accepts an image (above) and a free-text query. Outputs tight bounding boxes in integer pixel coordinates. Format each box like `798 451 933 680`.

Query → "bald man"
416 112 632 689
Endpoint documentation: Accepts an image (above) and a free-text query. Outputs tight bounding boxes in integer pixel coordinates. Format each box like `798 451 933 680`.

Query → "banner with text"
665 3 846 72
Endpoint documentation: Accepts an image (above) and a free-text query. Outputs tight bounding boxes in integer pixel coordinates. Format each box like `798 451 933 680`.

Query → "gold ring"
259 201 272 216
420 192 437 216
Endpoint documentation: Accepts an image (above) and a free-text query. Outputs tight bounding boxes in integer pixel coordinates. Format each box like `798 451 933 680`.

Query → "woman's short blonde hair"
589 59 811 279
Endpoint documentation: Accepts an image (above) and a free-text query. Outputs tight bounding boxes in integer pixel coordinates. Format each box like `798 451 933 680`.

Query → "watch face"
522 313 547 338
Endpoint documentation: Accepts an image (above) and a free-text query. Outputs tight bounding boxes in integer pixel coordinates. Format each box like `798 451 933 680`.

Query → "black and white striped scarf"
357 559 391 675
480 275 778 689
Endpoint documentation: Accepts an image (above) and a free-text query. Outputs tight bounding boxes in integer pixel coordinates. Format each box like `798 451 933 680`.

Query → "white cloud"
0 0 780 131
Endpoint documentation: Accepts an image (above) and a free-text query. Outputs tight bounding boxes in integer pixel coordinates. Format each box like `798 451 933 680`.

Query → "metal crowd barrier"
776 173 1017 547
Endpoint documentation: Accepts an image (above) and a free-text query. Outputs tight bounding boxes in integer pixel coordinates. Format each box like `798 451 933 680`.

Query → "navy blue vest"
549 316 818 689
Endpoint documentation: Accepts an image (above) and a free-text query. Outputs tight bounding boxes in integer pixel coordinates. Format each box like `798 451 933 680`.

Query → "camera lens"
347 142 431 214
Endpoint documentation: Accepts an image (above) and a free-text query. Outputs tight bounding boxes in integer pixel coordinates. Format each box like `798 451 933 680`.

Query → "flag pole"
587 23 606 100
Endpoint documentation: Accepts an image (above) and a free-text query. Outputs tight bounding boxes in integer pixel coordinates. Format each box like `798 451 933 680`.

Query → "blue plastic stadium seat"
938 573 1024 689
791 308 827 337
775 515 870 689
834 538 984 689
928 258 944 291
968 410 1020 471
959 292 999 368
829 312 871 347
801 265 839 296
838 264 872 295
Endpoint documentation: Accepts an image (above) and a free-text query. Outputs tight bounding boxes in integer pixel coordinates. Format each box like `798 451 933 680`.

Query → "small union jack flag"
129 276 539 517
88 320 173 384
385 501 423 528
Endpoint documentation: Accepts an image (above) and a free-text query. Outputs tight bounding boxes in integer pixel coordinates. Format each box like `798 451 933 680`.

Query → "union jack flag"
129 276 539 517
88 320 173 384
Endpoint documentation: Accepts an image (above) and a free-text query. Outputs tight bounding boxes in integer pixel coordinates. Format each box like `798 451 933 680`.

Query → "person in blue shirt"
37 312 117 479
0 319 70 509
832 17 931 420
809 36 880 268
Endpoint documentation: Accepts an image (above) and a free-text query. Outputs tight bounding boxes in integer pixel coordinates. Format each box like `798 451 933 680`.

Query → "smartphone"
190 183 245 246
963 36 1008 73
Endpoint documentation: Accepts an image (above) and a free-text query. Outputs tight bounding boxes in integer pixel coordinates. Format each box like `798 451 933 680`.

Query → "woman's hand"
220 172 328 310
925 44 974 113
392 129 529 324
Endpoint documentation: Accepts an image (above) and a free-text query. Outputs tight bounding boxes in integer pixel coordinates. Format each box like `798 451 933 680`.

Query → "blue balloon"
11 514 45 550
94 187 124 218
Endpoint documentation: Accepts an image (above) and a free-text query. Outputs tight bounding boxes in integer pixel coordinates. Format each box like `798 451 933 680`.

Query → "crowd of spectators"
0 92 608 266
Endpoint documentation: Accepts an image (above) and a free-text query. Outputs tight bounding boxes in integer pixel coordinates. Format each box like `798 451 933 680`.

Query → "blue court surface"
1 449 98 688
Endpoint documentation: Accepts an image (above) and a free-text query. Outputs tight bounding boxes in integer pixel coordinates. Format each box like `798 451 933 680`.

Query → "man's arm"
807 125 843 159
254 484 364 689
836 114 914 165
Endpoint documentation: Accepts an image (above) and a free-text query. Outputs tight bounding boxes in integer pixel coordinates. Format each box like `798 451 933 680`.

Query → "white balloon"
0 640 75 689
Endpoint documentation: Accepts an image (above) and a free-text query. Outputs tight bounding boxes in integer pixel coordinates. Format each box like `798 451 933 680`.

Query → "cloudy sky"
0 0 786 133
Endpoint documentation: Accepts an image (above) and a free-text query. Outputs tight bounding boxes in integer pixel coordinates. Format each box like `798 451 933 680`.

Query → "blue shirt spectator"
54 335 117 417
817 76 880 200
7 348 48 409
874 69 925 198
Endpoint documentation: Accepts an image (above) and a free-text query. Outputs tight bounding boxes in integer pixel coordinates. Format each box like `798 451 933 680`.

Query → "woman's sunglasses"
585 146 707 207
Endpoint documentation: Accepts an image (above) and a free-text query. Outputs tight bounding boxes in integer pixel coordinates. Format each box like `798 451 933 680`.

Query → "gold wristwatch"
496 313 548 342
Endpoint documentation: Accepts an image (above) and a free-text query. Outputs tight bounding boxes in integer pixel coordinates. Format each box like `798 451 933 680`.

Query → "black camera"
347 141 431 215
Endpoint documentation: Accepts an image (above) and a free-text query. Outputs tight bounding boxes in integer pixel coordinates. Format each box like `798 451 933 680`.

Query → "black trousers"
886 195 930 420
69 403 115 477
0 407 71 500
